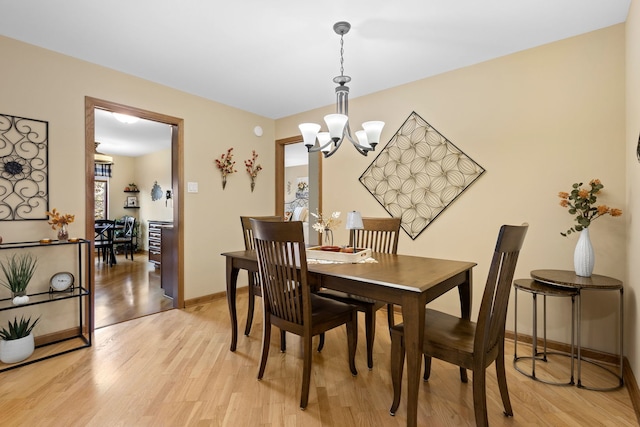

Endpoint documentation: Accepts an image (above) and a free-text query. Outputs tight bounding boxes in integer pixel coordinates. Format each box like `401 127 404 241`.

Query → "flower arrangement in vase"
244 150 262 192
558 179 622 276
0 253 37 305
215 148 237 189
311 211 341 246
46 208 75 242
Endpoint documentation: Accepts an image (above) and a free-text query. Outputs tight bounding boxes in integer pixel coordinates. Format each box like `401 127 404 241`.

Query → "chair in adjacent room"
389 223 528 427
315 216 401 369
94 219 116 266
251 219 358 409
240 216 287 350
113 216 136 261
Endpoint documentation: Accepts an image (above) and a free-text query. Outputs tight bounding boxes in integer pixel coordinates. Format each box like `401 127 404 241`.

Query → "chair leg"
387 303 395 331
389 328 404 416
346 313 358 376
257 316 271 380
423 355 432 381
472 367 489 427
317 332 325 352
365 306 376 369
460 367 468 383
300 332 313 409
280 329 286 352
496 342 513 417
245 285 256 336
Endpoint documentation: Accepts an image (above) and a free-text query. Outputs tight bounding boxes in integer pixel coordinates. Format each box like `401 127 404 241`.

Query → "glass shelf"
0 287 89 311
0 238 89 249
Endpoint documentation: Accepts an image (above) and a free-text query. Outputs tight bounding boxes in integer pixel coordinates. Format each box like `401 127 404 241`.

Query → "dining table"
222 249 476 427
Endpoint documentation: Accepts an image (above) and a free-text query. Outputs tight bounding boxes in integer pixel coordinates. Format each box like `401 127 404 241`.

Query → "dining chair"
94 219 116 266
240 216 287 351
251 219 358 409
113 216 136 260
389 223 528 427
316 216 401 369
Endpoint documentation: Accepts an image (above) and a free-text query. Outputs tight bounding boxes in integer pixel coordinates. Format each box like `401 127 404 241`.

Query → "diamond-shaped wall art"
359 111 485 240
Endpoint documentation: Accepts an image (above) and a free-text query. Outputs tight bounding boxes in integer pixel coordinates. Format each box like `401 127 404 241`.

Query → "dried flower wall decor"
215 148 237 189
359 111 485 240
244 150 262 192
0 114 49 220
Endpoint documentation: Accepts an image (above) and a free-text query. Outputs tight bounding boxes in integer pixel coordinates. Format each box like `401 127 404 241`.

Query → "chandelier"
299 21 384 158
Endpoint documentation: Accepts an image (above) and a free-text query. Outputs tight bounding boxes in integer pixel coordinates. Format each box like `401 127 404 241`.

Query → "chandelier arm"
307 139 335 153
323 136 344 158
344 124 373 154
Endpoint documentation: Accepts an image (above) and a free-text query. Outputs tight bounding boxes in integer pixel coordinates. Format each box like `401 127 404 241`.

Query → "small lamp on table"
346 211 363 253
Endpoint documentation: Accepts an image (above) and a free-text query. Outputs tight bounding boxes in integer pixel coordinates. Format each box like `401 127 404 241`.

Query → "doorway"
84 97 184 332
275 136 322 245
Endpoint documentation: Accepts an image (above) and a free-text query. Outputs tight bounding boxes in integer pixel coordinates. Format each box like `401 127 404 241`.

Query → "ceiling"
1 1 631 157
94 109 172 157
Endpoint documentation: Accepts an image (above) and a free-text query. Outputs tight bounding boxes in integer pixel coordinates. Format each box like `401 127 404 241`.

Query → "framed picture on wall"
127 196 138 207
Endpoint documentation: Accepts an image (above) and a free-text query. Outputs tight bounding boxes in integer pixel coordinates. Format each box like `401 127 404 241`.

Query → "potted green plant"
0 253 38 305
0 315 40 364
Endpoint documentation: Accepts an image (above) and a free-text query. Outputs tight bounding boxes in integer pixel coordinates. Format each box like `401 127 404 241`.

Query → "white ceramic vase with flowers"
558 179 622 277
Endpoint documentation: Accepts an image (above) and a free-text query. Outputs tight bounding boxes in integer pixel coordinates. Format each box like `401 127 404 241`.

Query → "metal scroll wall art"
359 111 485 240
0 114 49 220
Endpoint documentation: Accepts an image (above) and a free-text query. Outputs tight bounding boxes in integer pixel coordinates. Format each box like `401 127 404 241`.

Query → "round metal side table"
530 269 623 391
513 278 578 386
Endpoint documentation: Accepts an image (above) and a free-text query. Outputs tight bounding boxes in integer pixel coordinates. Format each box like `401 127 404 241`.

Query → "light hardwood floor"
0 288 637 426
94 251 174 328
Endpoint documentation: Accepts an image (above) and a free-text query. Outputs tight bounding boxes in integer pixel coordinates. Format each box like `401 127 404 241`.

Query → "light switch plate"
187 182 198 193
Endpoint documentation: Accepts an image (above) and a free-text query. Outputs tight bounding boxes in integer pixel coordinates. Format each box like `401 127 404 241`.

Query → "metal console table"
529 269 623 391
0 239 92 372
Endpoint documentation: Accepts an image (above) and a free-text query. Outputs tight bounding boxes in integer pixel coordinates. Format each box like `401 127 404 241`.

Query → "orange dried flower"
46 208 75 230
558 179 622 236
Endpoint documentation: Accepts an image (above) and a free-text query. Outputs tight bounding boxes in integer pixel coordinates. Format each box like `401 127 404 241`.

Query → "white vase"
0 333 35 364
574 228 595 277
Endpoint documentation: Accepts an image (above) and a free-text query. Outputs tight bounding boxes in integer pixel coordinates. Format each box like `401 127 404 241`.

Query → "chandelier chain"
339 35 345 77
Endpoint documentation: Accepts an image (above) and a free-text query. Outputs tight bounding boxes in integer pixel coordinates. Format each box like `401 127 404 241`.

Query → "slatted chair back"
120 216 136 239
475 223 529 366
240 216 282 251
252 219 310 331
113 216 136 260
239 216 284 340
350 217 401 254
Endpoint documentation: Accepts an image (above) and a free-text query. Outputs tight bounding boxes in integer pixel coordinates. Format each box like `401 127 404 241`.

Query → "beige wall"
0 35 275 304
278 24 627 355
626 0 640 378
107 154 136 220
135 148 173 250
